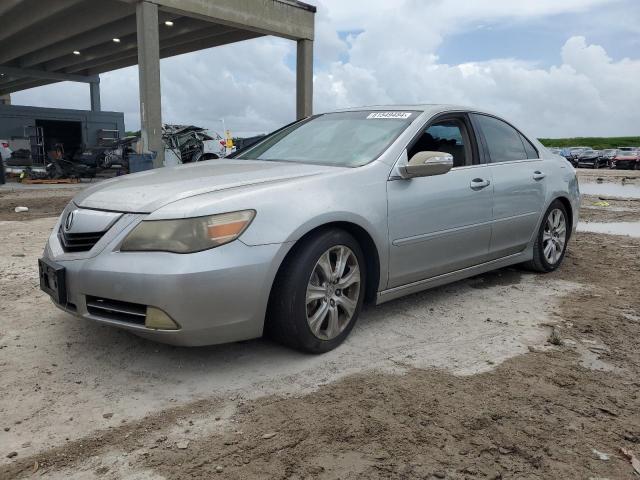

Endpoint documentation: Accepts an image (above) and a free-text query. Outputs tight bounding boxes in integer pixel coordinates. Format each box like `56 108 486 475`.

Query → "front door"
386 115 494 288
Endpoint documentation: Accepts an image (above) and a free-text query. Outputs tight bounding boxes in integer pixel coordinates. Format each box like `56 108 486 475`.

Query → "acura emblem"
64 210 75 231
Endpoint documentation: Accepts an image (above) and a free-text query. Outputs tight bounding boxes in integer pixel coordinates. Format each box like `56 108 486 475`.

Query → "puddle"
577 221 640 238
580 180 640 199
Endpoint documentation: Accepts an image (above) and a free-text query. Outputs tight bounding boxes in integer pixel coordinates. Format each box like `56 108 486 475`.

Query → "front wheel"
523 200 569 273
267 229 366 353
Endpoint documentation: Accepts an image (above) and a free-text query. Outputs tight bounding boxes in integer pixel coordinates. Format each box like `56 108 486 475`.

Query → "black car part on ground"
73 136 137 171
6 148 32 166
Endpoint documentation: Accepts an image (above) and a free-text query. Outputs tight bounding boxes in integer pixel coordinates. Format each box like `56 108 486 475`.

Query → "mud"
1 171 639 479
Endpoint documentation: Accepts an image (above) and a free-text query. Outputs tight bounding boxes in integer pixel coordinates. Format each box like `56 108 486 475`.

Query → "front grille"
58 228 106 252
86 296 147 325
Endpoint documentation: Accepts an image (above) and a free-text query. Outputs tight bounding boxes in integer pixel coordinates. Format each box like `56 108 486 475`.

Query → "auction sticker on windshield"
367 112 413 119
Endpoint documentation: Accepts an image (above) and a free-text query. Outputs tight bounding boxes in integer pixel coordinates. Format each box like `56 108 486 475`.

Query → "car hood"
74 160 338 213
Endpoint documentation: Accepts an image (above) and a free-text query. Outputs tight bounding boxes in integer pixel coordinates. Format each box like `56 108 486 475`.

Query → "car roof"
324 104 542 144
328 104 499 117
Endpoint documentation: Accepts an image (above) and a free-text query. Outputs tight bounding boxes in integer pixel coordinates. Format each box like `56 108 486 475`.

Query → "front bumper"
43 215 291 346
611 160 637 169
576 160 597 167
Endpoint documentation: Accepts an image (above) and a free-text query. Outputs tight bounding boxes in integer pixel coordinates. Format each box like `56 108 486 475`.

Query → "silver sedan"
39 105 580 353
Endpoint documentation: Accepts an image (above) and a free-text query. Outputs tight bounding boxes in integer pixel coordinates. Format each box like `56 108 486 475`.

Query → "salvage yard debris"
620 447 640 475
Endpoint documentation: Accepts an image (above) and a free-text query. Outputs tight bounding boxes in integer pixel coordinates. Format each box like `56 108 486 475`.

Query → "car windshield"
236 111 419 167
581 150 595 155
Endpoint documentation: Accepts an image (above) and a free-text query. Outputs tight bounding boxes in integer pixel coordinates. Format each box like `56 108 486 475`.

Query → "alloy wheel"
542 208 567 265
306 245 361 340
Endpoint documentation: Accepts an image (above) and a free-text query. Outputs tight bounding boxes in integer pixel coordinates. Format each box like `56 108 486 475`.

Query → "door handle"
533 171 546 180
470 178 490 190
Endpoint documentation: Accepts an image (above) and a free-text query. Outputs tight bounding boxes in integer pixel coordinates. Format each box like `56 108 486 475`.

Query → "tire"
266 228 366 353
523 200 569 273
189 150 202 163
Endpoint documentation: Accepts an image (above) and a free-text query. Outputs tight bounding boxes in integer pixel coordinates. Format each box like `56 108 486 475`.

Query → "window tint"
520 133 538 159
408 119 470 168
473 114 527 163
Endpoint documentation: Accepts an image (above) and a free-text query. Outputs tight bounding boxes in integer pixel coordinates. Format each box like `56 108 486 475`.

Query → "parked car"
39 105 580 353
610 150 640 169
0 139 11 162
561 147 589 166
600 148 618 166
576 149 607 169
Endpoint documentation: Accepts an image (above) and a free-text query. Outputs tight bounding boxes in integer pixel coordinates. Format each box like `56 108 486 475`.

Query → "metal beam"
0 79 56 96
136 1 164 168
90 81 101 111
0 0 23 18
151 0 314 40
296 39 313 119
81 29 261 76
18 11 177 69
0 66 98 84
49 19 220 73
158 30 261 60
0 1 135 64
0 0 86 43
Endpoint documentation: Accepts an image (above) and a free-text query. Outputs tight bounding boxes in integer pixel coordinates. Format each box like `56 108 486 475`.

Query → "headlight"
120 210 255 253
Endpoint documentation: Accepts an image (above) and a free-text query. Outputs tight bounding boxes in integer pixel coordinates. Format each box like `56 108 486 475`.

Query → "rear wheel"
267 229 366 353
523 200 569 273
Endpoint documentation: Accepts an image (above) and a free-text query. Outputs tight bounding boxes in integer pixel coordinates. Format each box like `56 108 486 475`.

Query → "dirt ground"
0 183 88 221
1 170 639 479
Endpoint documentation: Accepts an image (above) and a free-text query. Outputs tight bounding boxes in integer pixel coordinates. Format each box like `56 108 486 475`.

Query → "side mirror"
401 151 453 178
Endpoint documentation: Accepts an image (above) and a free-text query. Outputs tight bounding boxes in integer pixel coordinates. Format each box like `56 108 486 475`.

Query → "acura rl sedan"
39 105 580 353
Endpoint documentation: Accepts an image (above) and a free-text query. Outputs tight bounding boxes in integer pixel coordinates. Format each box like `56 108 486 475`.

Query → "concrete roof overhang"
0 0 315 95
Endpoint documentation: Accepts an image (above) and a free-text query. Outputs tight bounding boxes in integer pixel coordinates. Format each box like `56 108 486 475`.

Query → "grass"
538 136 640 150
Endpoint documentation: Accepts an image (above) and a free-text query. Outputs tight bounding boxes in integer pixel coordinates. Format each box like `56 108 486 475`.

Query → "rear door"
386 113 494 288
470 113 546 259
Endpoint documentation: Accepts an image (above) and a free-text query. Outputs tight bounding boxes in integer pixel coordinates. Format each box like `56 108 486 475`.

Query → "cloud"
10 0 640 138
315 33 640 137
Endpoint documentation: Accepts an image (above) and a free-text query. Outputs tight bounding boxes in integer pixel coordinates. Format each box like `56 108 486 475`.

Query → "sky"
10 0 640 138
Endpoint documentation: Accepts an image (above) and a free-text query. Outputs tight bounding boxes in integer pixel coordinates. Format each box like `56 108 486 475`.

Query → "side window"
408 119 471 168
520 133 539 159
473 114 527 163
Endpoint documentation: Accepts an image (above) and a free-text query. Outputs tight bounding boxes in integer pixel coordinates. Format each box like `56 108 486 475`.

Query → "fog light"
145 307 179 330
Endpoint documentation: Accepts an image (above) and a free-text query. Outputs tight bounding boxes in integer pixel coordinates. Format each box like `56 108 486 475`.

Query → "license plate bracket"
38 258 67 305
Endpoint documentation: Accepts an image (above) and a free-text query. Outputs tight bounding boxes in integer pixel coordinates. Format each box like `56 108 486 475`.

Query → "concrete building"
0 0 316 167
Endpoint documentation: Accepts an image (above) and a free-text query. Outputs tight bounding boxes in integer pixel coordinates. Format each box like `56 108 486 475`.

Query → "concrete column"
0 94 10 105
136 1 164 168
89 80 101 111
296 39 313 119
